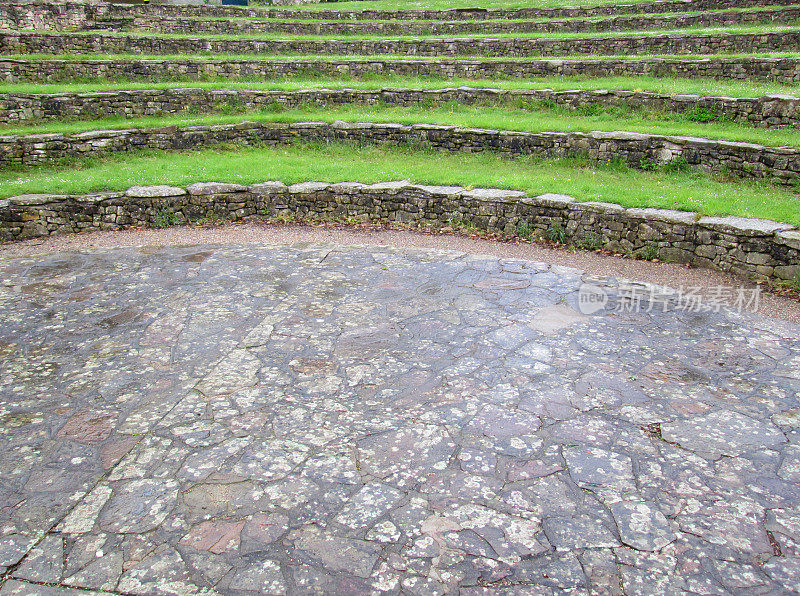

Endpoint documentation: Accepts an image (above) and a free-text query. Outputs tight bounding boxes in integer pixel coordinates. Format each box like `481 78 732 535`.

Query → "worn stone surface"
0 242 798 594
661 410 787 457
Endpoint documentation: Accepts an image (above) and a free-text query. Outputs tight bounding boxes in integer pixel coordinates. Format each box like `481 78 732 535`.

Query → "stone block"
411 185 464 198
187 182 247 195
745 252 774 266
776 229 800 250
461 188 526 202
288 182 330 194
7 194 65 206
533 193 575 208
626 207 697 225
698 215 795 237
328 182 367 194
126 185 186 198
571 201 625 215
774 265 800 280
695 244 719 259
365 180 413 194
250 181 288 194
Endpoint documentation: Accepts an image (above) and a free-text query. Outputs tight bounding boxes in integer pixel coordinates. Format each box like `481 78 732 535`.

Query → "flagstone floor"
0 243 798 595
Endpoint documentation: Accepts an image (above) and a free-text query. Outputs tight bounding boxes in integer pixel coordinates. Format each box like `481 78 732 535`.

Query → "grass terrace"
124 5 800 23
0 75 795 97
2 103 798 148
35 23 800 41
7 51 800 61
3 143 799 226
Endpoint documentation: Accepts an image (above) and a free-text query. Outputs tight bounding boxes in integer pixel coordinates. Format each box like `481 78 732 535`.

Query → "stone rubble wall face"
2 0 797 29
1 56 798 83
1 181 797 283
90 7 800 36
1 121 799 186
0 1 94 31
2 30 798 58
1 87 798 128
153 0 800 19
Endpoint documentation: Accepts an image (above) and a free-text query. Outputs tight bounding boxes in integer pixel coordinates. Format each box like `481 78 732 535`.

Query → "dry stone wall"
2 87 798 128
91 7 800 36
2 180 797 283
1 120 798 186
252 0 800 20
2 56 798 83
2 0 797 30
0 1 96 31
3 30 797 58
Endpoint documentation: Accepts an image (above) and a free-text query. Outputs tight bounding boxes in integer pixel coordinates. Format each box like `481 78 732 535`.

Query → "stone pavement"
0 242 798 595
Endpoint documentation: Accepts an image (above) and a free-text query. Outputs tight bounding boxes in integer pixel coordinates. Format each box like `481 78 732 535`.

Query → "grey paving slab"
0 243 799 595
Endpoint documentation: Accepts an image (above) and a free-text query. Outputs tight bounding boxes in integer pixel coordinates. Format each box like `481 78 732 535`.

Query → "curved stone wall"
2 180 797 283
1 120 798 186
231 0 800 20
2 56 798 84
91 7 800 36
2 0 796 30
2 87 798 128
3 30 797 58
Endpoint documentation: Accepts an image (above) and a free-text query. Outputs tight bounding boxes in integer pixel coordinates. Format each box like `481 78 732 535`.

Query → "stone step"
105 0 800 21
3 0 799 32
2 86 798 129
2 56 797 84
2 29 799 58
85 6 800 37
1 119 798 187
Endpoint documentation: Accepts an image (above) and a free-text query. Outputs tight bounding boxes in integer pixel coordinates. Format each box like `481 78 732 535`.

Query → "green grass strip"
0 75 795 98
53 23 800 41
6 51 799 61
2 103 798 149
2 142 798 226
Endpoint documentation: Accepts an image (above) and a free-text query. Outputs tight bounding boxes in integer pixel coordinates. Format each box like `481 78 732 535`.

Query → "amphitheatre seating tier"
1 120 798 187
2 0 795 29
3 30 799 58
2 181 797 282
138 0 800 19
2 86 799 128
2 56 798 83
87 7 800 36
